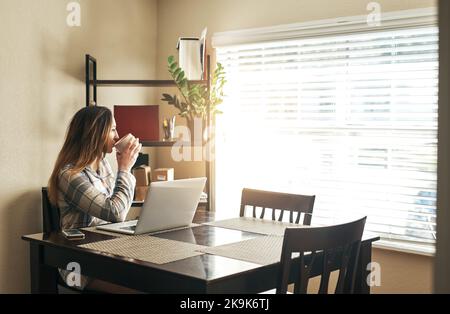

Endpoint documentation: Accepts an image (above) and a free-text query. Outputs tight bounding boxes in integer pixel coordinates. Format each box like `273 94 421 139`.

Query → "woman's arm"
58 168 136 223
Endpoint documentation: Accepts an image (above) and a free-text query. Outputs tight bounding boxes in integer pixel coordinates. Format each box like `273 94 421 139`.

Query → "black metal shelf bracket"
85 54 97 107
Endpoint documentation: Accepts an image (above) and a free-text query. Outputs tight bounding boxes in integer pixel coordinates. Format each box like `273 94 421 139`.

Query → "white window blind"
214 14 438 254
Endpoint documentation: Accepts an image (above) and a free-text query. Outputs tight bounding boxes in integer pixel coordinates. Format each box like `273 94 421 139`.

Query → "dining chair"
276 216 367 294
240 188 315 225
42 187 61 233
41 187 100 294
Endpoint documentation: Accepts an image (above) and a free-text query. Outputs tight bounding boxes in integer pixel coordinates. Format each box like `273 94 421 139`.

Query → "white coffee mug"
114 133 136 153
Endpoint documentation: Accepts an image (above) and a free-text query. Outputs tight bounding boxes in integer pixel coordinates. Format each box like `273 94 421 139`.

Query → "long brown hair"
48 106 113 205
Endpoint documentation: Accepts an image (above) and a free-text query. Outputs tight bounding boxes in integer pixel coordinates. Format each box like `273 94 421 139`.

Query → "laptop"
97 177 207 235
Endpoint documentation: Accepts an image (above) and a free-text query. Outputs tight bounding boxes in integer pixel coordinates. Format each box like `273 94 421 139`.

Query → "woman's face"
106 118 120 153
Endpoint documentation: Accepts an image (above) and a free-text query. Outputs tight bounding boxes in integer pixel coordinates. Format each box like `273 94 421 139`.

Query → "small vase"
163 116 176 141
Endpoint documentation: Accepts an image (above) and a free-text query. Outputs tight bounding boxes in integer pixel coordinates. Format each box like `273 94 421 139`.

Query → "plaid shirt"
57 158 136 230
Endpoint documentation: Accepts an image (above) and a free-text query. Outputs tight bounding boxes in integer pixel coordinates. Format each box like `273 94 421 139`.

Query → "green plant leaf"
169 63 177 72
173 67 182 78
161 93 172 101
177 71 185 82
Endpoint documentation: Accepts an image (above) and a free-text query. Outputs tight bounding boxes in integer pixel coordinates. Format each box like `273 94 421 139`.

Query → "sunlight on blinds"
215 25 438 254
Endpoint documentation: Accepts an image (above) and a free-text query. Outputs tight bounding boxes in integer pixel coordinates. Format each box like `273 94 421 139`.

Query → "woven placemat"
203 217 307 236
82 223 201 238
78 235 206 264
197 235 283 265
81 227 128 238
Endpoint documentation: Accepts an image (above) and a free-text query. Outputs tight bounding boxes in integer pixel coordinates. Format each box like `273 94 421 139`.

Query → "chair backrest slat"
294 251 316 294
259 207 266 219
319 250 332 294
335 244 353 293
278 209 284 222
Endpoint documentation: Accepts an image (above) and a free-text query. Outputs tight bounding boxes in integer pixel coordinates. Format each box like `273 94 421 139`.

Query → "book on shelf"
114 105 159 141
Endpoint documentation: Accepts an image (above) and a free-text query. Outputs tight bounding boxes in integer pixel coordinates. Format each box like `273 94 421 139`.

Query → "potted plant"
161 56 226 144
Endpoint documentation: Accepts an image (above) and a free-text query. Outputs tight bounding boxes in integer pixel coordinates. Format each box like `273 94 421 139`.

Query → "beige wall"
307 248 433 293
371 248 433 293
0 0 158 293
156 0 436 293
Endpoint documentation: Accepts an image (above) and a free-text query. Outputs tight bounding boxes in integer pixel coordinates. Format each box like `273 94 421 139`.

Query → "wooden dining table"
22 209 379 294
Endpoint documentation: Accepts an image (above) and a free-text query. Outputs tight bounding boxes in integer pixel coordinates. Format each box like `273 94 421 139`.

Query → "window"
213 9 438 255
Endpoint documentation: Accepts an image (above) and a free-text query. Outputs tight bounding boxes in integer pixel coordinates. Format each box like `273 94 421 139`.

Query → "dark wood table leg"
30 242 58 294
354 242 372 294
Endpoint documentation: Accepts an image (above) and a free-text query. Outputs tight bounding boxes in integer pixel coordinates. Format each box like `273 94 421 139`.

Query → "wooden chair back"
277 217 366 294
240 188 315 225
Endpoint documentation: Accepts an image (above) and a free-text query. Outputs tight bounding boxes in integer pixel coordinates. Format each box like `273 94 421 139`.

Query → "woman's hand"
116 137 142 172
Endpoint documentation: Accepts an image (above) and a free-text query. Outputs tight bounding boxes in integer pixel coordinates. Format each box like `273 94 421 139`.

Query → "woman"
48 105 142 293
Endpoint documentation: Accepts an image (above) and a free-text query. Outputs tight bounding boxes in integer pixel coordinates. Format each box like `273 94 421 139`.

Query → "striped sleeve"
58 168 136 223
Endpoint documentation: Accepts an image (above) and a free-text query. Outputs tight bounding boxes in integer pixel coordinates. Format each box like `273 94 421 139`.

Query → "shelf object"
90 80 207 87
85 54 213 211
141 140 201 147
141 140 177 147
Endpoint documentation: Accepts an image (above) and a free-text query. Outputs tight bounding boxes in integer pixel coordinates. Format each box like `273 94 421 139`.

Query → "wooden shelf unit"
85 54 213 211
